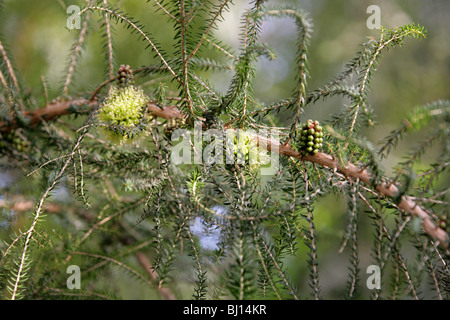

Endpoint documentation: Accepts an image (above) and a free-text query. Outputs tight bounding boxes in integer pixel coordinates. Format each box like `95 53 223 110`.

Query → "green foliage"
0 0 448 300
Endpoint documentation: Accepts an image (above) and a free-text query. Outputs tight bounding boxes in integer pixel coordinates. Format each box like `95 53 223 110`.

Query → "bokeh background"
0 0 448 299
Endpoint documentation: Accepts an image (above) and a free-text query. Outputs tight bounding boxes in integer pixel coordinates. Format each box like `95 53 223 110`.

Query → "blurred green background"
0 0 448 299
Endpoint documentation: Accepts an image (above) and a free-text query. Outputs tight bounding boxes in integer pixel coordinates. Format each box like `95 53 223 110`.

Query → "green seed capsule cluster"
232 132 251 163
297 119 324 155
164 117 187 138
0 131 30 153
224 130 270 172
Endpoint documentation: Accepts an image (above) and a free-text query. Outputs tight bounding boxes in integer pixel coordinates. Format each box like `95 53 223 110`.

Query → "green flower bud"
97 85 149 143
228 130 271 172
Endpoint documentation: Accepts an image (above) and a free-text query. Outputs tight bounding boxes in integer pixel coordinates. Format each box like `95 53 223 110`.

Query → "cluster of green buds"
297 119 324 155
0 130 30 153
438 214 447 231
117 64 133 86
164 117 187 138
232 130 251 163
226 130 270 172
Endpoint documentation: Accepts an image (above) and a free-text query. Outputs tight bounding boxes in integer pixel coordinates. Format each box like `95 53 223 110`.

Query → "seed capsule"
297 120 325 155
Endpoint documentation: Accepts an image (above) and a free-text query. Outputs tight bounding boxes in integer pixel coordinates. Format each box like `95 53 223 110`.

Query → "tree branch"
1 97 448 250
0 98 180 133
268 139 449 250
135 252 177 300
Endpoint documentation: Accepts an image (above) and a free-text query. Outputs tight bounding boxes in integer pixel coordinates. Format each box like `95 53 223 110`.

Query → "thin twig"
0 39 24 110
63 7 90 95
10 130 87 300
103 0 114 79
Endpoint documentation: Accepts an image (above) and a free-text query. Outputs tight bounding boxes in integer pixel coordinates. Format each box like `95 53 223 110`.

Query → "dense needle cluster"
297 119 324 155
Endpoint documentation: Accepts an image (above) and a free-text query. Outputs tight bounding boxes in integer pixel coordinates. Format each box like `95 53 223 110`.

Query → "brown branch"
1 97 448 249
0 99 96 133
147 103 182 119
135 252 176 300
266 138 449 249
0 198 60 213
0 98 180 133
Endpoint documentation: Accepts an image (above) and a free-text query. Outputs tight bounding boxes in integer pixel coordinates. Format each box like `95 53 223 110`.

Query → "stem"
2 99 448 249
